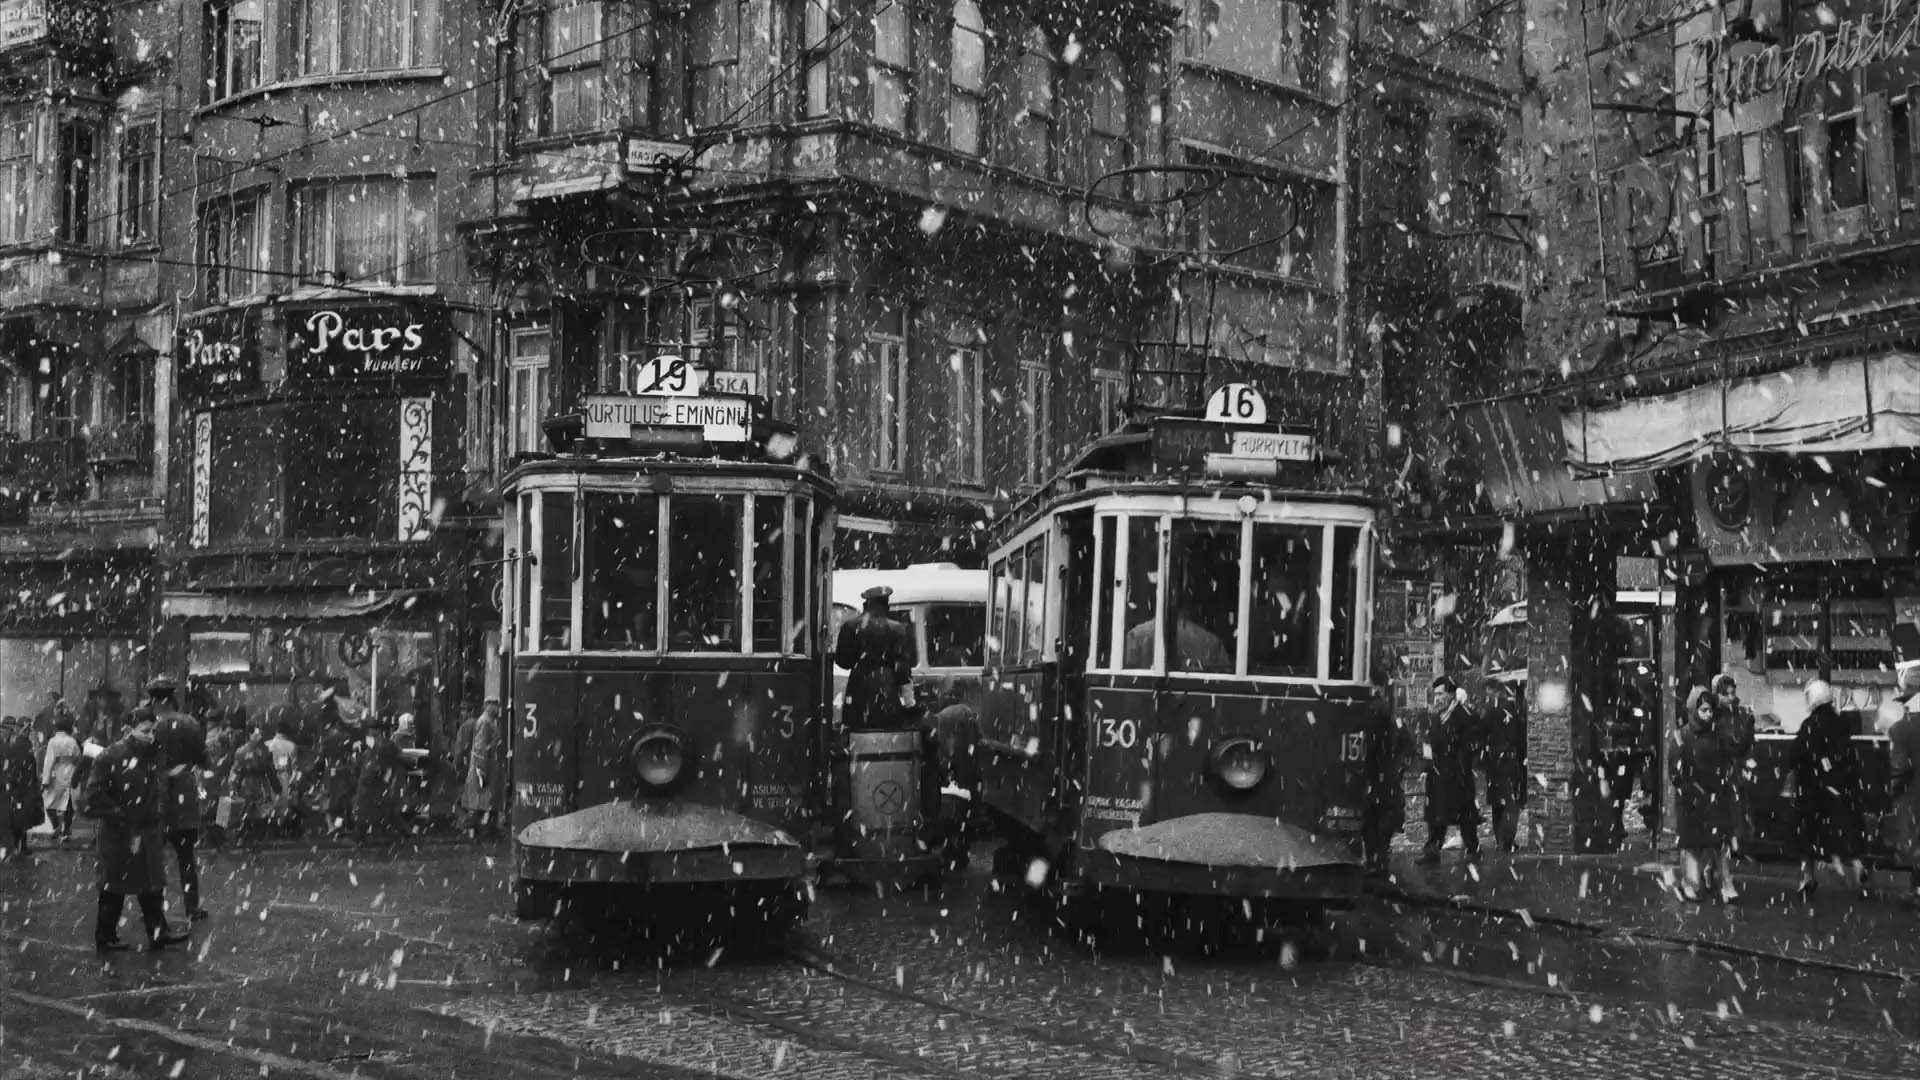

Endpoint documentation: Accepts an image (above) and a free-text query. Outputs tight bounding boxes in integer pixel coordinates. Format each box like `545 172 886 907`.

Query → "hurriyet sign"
583 393 753 442
0 0 47 49
286 305 452 380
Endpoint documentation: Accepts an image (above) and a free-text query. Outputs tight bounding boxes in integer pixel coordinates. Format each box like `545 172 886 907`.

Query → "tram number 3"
1339 732 1365 763
1096 717 1138 749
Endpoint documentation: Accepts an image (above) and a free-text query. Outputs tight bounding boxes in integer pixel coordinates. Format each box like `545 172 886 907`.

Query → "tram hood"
516 798 801 854
1093 812 1359 870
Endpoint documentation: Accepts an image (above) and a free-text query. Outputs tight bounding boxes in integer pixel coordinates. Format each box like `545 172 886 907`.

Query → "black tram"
503 414 834 927
977 395 1377 932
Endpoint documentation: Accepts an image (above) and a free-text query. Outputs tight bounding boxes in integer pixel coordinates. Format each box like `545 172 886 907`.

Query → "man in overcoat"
150 679 209 921
1417 676 1483 865
1483 680 1529 852
85 713 190 951
461 700 505 840
834 586 918 730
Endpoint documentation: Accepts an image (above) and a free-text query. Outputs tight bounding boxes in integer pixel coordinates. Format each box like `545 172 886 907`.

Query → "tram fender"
516 798 800 854
1093 812 1359 870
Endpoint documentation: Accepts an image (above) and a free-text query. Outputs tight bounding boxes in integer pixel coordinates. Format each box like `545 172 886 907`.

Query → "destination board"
583 394 752 442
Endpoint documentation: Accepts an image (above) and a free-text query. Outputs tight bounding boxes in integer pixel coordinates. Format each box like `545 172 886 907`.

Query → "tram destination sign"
583 393 753 442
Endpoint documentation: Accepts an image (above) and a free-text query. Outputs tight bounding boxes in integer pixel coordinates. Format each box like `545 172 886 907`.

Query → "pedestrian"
461 700 505 840
148 679 210 922
449 704 478 831
265 718 302 837
355 718 408 844
316 713 359 838
1482 680 1528 853
835 585 919 730
1880 691 1919 910
41 715 81 842
1674 687 1739 903
1361 668 1407 875
228 724 280 853
1711 673 1757 874
2 715 46 860
202 709 237 829
1417 676 1482 865
82 712 191 951
925 685 981 871
1789 679 1871 899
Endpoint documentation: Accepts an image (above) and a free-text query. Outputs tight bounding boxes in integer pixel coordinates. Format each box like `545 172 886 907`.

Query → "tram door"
1050 510 1096 825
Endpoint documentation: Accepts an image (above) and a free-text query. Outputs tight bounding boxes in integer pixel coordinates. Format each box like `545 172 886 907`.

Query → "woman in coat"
1790 680 1869 898
461 702 504 840
1881 696 1919 909
40 716 81 842
354 722 408 843
1674 687 1739 902
228 725 281 853
2 715 45 860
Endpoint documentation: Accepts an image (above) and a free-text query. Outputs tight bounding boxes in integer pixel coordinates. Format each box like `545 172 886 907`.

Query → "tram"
976 387 1377 933
503 382 835 927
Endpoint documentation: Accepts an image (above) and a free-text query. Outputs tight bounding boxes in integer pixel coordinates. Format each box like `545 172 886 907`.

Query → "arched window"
1012 27 1056 177
949 1 986 155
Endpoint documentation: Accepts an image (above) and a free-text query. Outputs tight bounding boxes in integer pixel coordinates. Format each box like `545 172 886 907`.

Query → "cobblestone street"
4 842 1916 1079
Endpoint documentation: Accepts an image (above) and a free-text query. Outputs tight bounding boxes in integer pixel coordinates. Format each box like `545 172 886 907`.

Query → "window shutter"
1801 112 1831 245
1604 168 1636 291
1676 156 1706 273
1864 92 1896 232
1759 128 1792 253
1717 136 1749 271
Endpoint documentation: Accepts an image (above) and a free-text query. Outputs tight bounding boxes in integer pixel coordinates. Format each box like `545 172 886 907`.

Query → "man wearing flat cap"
835 585 919 730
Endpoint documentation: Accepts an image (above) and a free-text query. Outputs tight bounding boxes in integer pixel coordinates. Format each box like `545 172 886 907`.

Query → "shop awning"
160 591 430 622
1562 352 1920 475
1452 399 1661 515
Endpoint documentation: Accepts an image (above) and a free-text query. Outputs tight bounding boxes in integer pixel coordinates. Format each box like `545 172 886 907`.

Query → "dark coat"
356 736 408 834
1888 713 1920 865
1424 701 1482 827
317 727 360 807
1674 692 1738 850
1792 702 1865 861
1482 691 1528 808
152 709 206 832
229 740 280 821
3 727 44 836
835 610 917 730
461 714 503 814
84 737 168 894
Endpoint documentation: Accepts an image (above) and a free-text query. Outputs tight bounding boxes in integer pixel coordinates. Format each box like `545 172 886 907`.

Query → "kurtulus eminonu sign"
285 304 452 381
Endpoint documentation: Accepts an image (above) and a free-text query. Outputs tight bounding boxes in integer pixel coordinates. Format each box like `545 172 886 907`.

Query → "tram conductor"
835 585 919 730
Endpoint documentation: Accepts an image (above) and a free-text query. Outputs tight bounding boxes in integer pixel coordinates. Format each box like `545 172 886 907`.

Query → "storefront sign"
0 0 47 48
1691 456 1911 565
287 305 451 380
397 397 433 542
190 413 211 549
1696 0 1920 110
583 393 752 442
176 310 259 396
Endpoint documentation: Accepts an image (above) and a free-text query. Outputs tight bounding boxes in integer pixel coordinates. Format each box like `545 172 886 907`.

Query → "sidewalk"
1373 847 1920 980
24 820 485 854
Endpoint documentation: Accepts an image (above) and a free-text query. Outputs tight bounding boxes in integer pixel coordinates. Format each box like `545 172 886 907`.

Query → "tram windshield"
516 488 820 656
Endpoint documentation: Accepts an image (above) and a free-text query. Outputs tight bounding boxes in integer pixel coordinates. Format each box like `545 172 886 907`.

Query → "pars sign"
287 305 451 380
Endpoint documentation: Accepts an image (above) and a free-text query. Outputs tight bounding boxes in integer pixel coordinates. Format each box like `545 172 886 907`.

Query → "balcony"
0 0 107 55
9 436 89 499
1438 230 1526 295
0 251 103 311
86 422 154 472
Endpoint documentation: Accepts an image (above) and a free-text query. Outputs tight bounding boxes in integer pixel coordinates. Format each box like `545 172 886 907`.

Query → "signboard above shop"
0 0 47 49
176 308 260 397
286 305 452 380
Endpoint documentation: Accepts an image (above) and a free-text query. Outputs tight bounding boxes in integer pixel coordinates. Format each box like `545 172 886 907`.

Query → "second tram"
976 397 1377 930
504 419 835 927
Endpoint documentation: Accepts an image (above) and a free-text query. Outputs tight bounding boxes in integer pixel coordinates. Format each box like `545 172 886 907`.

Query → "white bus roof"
1488 589 1675 628
831 564 989 608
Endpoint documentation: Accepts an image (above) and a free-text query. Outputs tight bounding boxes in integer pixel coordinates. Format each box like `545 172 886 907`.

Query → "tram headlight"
1209 736 1270 792
632 727 688 790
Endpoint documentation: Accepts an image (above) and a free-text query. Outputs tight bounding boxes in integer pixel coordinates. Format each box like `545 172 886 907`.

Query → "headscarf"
1875 698 1906 735
1804 679 1835 710
1683 686 1716 729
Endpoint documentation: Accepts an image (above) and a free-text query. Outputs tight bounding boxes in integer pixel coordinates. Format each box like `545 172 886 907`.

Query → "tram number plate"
1229 430 1314 461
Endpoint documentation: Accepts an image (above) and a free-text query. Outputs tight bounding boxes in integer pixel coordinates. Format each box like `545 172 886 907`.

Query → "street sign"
1203 383 1268 424
1229 429 1313 461
583 393 753 443
628 355 761 399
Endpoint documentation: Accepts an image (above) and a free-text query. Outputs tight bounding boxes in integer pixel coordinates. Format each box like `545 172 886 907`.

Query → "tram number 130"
1096 716 1139 749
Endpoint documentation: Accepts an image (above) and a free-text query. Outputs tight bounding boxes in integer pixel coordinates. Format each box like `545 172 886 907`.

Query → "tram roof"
830 565 989 609
504 451 836 491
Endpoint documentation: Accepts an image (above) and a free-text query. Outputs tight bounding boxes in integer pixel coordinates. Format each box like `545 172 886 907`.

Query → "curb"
1369 879 1919 985
19 834 489 856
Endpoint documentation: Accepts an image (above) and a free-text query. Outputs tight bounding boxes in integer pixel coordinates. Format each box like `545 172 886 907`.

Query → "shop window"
207 406 285 542
1019 359 1051 486
1195 0 1322 93
1012 28 1057 178
521 0 605 138
0 107 31 245
1247 523 1319 677
688 0 744 129
584 492 660 650
948 0 986 155
286 398 395 541
872 0 912 132
949 340 983 485
206 0 266 102
199 192 268 302
298 0 440 76
869 309 908 474
507 328 551 458
189 632 254 676
293 177 435 286
56 122 94 246
798 0 832 118
114 120 159 249
667 495 742 651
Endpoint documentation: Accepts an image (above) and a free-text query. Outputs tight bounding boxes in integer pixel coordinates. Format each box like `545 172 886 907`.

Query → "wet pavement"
2 837 1916 1079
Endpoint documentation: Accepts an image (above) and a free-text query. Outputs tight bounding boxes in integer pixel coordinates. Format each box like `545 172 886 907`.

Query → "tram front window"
1248 523 1319 678
668 495 744 650
1168 520 1239 673
540 492 576 650
752 496 787 653
1117 516 1162 669
585 493 660 650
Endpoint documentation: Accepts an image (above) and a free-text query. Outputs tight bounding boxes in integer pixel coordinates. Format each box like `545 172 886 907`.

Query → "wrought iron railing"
86 421 154 471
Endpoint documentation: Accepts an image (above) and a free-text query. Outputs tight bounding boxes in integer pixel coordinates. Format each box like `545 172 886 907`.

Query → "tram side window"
517 493 537 648
540 492 576 650
925 604 986 666
1118 516 1161 669
998 548 1025 665
1168 520 1238 673
791 498 813 654
752 496 787 653
1022 535 1047 660
1327 526 1361 681
584 493 659 651
1248 523 1319 678
1094 516 1117 669
668 495 743 651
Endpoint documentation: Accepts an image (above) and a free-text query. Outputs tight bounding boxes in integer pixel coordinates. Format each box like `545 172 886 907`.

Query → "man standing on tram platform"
835 585 918 730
